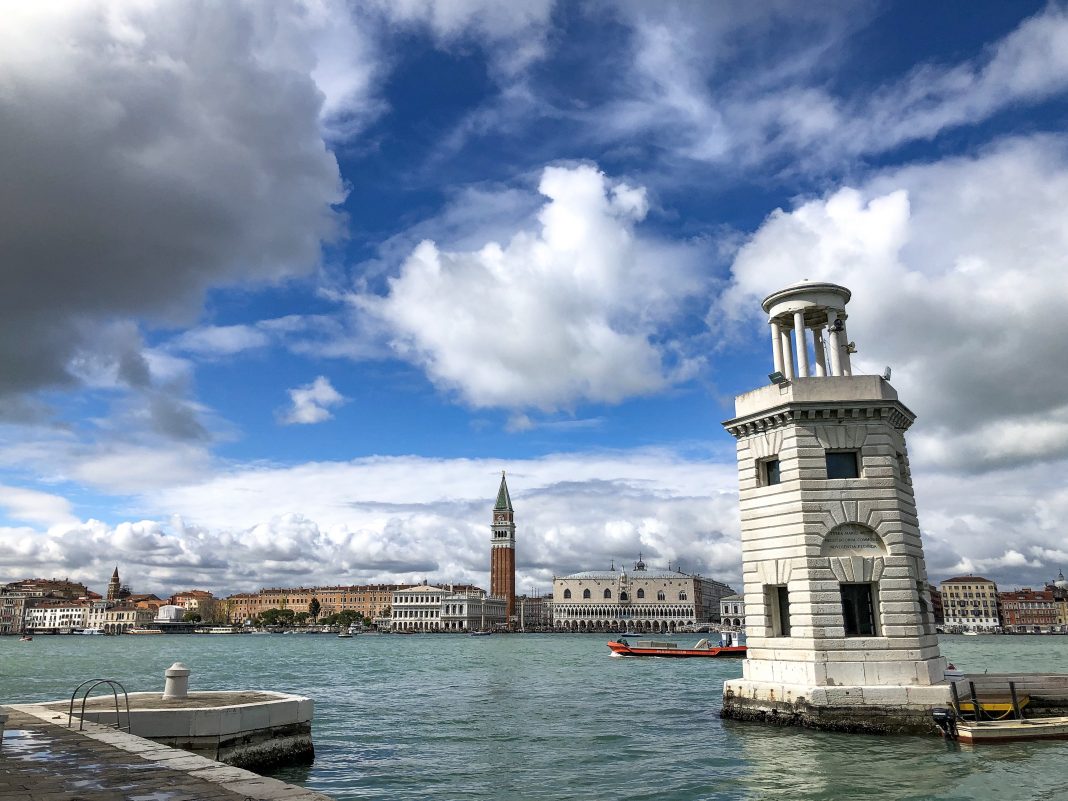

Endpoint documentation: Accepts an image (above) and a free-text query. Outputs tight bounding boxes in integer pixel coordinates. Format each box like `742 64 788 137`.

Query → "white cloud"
0 449 740 596
0 486 78 528
357 164 708 410
170 325 272 358
280 376 347 425
533 4 1068 172
720 135 1068 471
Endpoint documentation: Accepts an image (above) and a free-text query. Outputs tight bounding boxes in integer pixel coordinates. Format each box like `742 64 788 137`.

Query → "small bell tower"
490 471 516 622
106 566 121 602
721 281 948 733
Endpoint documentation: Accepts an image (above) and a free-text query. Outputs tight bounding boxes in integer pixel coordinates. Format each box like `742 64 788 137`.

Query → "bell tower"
106 566 120 602
721 281 948 733
490 471 516 622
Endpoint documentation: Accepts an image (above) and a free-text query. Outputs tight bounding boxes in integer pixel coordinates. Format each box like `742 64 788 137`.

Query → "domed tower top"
761 280 855 380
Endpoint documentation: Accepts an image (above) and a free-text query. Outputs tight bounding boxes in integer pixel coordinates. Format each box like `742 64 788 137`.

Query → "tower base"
721 679 950 735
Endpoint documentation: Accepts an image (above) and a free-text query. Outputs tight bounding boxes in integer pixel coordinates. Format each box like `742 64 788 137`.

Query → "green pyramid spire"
494 471 513 511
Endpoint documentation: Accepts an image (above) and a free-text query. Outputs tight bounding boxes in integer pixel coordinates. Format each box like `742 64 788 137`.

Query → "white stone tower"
721 281 948 733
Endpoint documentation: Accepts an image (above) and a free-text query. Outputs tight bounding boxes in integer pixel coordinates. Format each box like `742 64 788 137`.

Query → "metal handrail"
67 678 131 732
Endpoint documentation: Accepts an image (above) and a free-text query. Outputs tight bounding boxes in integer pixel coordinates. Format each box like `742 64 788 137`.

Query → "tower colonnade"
766 284 853 379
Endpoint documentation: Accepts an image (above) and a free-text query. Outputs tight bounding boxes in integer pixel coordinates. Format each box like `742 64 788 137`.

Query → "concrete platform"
19 690 314 770
0 705 332 801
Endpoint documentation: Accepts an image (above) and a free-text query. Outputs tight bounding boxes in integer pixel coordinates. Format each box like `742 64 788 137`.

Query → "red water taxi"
606 637 746 658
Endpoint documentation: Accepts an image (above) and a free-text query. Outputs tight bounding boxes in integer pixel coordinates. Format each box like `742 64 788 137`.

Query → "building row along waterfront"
0 569 227 634
552 556 737 633
938 572 1068 633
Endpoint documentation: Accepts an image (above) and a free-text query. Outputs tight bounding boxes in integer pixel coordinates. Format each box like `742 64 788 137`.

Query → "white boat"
79 628 104 635
126 627 164 635
963 631 980 636
337 632 353 638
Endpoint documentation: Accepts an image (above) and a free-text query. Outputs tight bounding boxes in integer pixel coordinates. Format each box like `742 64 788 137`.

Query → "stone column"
770 320 784 376
827 312 841 376
839 319 852 376
813 326 827 376
780 328 794 380
793 310 809 378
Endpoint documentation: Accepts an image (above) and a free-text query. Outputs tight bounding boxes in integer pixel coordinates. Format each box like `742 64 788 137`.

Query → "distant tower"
721 281 947 733
490 471 516 622
106 566 120 601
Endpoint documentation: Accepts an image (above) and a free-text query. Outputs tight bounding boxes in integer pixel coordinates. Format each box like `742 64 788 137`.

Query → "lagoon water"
3 633 1067 801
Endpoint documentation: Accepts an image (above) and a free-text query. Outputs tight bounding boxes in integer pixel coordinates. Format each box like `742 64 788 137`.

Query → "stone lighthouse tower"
490 471 516 622
721 281 948 733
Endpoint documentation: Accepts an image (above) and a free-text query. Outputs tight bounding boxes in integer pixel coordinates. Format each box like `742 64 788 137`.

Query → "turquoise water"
3 633 1067 801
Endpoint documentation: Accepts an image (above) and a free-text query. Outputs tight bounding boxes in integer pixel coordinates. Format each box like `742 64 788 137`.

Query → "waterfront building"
720 593 744 627
390 583 504 632
490 471 516 622
1 577 96 634
517 593 552 630
23 599 90 633
940 576 1000 632
225 583 405 624
552 556 735 633
155 604 185 622
998 588 1063 633
721 281 946 733
0 592 28 634
97 604 155 633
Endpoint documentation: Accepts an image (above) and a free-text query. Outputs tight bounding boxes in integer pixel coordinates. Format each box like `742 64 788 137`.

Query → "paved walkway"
0 706 332 801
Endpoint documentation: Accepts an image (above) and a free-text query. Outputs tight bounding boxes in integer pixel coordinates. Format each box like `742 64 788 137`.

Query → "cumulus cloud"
357 164 708 410
280 376 347 425
719 135 1068 471
0 451 740 596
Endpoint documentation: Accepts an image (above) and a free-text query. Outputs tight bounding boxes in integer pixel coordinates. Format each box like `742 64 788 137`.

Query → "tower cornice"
723 398 915 439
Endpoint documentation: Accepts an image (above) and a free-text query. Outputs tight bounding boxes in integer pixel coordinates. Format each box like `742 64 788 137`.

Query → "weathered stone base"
150 721 315 771
722 679 951 735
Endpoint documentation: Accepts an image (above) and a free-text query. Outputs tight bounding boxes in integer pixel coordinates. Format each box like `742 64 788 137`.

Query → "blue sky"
3 1 1068 597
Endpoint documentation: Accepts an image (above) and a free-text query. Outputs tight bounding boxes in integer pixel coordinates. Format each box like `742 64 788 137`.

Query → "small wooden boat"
957 717 1068 744
607 638 746 658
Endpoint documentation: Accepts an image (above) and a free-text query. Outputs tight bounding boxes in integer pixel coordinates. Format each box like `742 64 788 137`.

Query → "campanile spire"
490 471 516 623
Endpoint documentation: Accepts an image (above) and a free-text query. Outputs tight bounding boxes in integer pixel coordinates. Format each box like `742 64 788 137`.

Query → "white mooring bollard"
162 662 191 700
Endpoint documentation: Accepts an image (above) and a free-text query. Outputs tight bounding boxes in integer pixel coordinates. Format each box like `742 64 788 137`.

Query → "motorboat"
607 637 746 658
337 631 353 638
18 635 32 642
470 630 493 636
126 627 164 635
957 716 1068 743
962 631 980 636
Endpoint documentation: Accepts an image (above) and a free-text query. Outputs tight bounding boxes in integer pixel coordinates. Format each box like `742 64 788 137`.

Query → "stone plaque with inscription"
820 523 887 556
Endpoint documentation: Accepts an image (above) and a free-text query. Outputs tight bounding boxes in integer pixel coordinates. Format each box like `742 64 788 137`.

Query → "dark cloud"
0 2 344 431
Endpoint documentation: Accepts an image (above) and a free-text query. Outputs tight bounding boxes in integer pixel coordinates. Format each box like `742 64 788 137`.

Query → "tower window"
840 583 878 637
765 585 791 637
826 450 860 479
760 458 781 486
